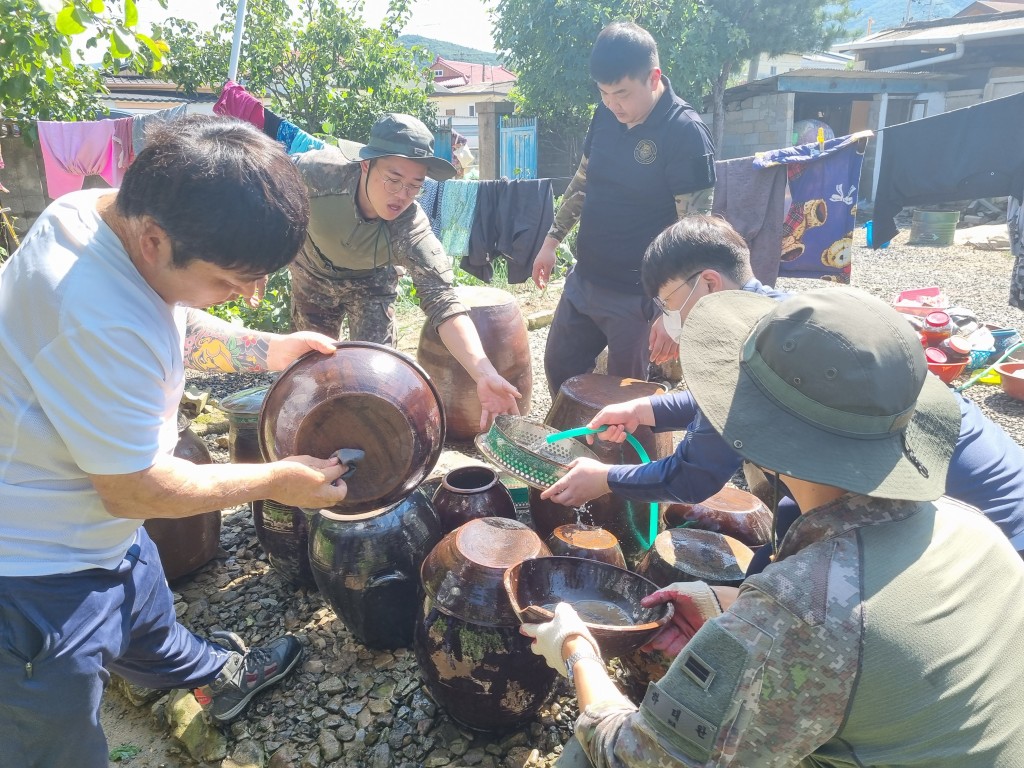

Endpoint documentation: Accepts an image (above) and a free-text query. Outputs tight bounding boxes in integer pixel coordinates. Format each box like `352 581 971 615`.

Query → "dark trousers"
0 528 230 767
290 261 398 346
746 496 802 577
544 270 654 397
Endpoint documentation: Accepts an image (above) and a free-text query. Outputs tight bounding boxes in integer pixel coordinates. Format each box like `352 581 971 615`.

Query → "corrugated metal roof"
840 9 1024 49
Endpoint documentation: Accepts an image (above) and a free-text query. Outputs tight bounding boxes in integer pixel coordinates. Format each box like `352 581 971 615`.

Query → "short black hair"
642 216 753 296
589 22 660 85
116 115 309 275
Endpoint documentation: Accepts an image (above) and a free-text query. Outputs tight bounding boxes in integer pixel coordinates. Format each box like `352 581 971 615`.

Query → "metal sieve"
474 415 599 490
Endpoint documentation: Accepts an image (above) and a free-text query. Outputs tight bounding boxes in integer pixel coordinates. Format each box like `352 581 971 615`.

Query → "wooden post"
476 101 514 180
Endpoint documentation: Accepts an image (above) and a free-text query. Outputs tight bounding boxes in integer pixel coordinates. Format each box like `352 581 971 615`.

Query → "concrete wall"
713 92 796 160
0 133 47 241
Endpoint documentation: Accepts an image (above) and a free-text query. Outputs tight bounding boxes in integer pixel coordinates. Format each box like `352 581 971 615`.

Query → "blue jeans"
0 528 231 767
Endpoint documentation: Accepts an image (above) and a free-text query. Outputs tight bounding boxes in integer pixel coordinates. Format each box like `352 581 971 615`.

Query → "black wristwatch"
565 648 602 685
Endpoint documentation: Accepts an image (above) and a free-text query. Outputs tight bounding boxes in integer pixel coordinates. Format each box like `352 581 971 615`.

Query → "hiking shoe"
194 630 303 723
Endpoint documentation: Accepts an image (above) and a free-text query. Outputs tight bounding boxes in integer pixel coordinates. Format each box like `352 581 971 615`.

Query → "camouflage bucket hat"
679 288 960 501
336 113 456 181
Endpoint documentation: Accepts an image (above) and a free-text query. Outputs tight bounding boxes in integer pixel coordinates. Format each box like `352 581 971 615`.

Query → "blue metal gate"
500 116 537 179
433 117 453 162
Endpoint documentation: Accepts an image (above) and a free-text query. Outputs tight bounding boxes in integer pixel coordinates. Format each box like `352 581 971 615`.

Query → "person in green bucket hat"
523 287 1024 767
290 113 521 431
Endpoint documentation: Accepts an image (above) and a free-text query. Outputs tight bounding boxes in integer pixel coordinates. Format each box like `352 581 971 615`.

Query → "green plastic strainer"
475 415 600 490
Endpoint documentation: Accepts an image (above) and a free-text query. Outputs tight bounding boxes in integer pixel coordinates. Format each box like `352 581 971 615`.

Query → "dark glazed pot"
144 412 221 582
431 465 517 535
529 374 672 565
415 518 556 732
634 528 752 588
417 286 532 441
219 385 270 465
309 489 442 650
252 500 317 589
664 486 772 548
220 385 316 587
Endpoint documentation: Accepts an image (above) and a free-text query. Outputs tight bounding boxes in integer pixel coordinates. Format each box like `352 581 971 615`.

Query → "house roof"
956 0 1024 16
429 80 514 98
839 9 1024 50
431 56 516 86
724 67 955 102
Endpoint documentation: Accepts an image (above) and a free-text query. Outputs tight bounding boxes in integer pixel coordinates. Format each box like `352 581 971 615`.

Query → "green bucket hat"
336 113 456 181
680 287 960 501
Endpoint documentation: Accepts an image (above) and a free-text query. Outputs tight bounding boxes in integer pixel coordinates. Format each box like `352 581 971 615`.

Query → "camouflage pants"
290 260 397 346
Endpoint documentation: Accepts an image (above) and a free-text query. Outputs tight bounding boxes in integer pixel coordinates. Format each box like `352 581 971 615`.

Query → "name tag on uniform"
642 681 716 757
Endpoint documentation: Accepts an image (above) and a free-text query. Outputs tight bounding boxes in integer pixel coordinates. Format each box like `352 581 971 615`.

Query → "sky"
139 0 498 52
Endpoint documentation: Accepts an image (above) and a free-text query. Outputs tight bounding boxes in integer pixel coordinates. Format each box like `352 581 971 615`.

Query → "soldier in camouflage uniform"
291 114 520 429
523 288 1024 767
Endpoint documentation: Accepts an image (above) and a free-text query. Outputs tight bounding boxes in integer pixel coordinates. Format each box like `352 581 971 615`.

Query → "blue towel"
438 180 478 261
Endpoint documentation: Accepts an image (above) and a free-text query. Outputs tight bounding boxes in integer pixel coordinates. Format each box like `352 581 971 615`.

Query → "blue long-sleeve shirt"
606 281 1024 552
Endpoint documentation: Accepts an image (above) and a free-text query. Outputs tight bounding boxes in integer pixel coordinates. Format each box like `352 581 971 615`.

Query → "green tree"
157 0 437 143
493 0 849 158
0 0 168 124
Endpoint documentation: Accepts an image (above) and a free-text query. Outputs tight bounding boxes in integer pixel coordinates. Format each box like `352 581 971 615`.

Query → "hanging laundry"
466 178 554 283
872 92 1024 249
438 180 479 261
419 179 443 239
755 131 871 283
711 156 788 286
37 118 134 199
131 103 188 155
276 120 325 155
263 108 283 143
213 80 265 129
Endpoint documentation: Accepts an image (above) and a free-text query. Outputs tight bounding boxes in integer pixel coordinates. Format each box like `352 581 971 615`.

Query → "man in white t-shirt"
0 116 348 765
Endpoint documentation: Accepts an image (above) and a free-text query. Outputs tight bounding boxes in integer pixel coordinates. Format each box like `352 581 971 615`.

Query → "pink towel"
37 118 135 199
213 80 265 129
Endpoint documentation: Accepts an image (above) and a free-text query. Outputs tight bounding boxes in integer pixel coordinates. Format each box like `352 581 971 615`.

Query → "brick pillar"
476 101 514 180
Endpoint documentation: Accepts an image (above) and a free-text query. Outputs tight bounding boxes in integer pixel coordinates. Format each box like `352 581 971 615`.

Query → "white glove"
655 580 723 621
520 602 601 676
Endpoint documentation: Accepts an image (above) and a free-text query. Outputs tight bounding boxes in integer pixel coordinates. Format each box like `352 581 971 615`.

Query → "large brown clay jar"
431 465 517 535
309 489 443 650
416 286 532 441
529 374 672 565
415 518 555 732
144 412 221 582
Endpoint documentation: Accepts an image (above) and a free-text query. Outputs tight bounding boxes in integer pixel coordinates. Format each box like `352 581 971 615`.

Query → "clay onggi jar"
415 517 556 732
664 486 772 549
431 465 517 535
221 384 316 588
309 489 443 650
417 286 532 441
143 412 221 582
529 374 673 564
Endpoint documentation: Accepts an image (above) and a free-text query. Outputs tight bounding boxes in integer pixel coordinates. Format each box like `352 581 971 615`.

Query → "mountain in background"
844 0 967 37
399 35 502 66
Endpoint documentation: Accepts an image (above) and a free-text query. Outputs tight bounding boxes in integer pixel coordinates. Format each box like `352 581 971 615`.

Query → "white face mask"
659 278 702 342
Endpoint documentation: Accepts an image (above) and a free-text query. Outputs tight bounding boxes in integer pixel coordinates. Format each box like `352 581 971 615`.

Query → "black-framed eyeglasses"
652 270 704 315
376 166 424 198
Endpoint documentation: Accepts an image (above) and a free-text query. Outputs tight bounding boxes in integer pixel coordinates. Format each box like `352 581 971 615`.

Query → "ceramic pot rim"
440 465 500 495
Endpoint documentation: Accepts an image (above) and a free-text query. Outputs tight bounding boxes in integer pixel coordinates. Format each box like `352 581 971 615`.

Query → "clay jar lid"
421 517 550 626
547 524 626 568
259 342 445 515
558 373 666 410
640 528 753 586
220 385 271 426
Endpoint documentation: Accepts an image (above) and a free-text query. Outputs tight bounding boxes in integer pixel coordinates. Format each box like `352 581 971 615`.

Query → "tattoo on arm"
183 308 271 374
675 187 714 219
548 155 589 242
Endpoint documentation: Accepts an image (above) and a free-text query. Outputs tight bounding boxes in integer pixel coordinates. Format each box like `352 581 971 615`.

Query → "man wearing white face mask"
543 215 1024 570
541 216 782 508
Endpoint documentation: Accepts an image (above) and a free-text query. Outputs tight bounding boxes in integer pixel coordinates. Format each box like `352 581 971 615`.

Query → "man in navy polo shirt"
532 21 716 396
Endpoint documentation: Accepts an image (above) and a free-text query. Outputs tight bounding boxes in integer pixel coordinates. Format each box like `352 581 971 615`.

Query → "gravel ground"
107 225 1024 767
